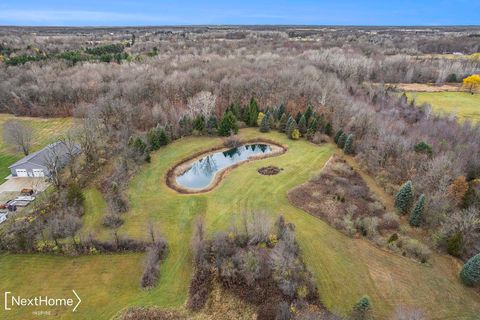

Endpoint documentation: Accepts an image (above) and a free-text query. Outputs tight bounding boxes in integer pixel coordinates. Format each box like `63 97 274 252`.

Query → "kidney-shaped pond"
175 143 275 190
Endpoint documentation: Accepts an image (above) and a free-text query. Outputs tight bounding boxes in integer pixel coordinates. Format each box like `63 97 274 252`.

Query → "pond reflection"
176 144 273 190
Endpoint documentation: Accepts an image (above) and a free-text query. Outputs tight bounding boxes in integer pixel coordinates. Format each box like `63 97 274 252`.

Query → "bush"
399 238 431 263
460 253 480 286
291 129 300 140
223 135 241 148
379 212 400 230
414 141 433 156
446 233 464 257
103 214 124 229
140 239 168 289
352 296 372 320
66 183 85 206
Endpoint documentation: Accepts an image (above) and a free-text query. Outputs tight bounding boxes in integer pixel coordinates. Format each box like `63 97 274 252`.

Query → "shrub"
379 212 400 230
409 194 425 227
291 129 300 140
414 141 432 156
223 134 241 148
388 233 399 243
140 239 168 289
103 214 124 229
446 233 464 257
400 238 431 263
395 181 414 215
352 296 372 320
66 183 85 206
460 253 480 286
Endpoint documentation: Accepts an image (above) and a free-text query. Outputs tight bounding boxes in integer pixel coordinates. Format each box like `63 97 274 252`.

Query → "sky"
0 0 479 26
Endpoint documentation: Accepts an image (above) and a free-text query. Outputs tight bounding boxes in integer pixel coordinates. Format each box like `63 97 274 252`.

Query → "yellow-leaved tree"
463 74 480 93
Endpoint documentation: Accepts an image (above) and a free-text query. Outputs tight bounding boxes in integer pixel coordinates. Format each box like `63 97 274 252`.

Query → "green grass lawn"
405 91 480 122
0 114 75 179
1 128 479 319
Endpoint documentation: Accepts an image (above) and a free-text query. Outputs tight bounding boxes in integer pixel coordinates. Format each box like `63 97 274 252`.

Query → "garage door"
32 169 45 177
15 169 28 177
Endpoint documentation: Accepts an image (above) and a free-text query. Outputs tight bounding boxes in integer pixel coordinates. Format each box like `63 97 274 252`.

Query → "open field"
1 128 479 319
405 91 480 122
0 114 74 179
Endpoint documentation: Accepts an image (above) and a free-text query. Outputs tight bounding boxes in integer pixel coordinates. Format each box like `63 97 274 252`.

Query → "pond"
175 143 273 190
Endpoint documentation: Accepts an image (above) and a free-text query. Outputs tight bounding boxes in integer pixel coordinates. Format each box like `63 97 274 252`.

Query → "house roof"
9 141 81 169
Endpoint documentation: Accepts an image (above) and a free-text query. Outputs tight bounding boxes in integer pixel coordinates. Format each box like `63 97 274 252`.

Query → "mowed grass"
0 114 75 179
405 91 480 122
1 128 479 319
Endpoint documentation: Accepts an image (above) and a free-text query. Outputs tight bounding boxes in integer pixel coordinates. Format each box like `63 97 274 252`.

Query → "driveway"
0 176 50 193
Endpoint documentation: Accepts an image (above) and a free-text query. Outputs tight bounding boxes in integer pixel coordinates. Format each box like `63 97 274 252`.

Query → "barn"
8 142 80 178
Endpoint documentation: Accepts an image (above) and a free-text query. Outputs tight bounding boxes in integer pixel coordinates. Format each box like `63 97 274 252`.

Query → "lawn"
0 114 75 179
0 128 479 319
405 91 480 122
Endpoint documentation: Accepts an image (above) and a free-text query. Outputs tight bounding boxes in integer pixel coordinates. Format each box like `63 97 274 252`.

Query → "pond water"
175 143 273 190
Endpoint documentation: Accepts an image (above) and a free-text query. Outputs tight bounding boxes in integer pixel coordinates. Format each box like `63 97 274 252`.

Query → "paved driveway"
0 176 50 193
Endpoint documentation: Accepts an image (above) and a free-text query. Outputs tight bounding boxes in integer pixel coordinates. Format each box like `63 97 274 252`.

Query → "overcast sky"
0 0 479 26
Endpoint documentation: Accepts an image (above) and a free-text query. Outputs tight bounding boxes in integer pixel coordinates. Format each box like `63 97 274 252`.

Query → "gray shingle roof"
9 142 80 169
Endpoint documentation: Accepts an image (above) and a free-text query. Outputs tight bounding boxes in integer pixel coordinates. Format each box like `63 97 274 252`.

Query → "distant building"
8 142 80 178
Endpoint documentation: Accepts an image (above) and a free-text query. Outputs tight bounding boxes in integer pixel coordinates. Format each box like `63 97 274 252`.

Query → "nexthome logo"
4 290 81 312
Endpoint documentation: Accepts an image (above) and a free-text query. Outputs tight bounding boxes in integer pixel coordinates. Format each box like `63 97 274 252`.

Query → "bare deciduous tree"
3 120 33 155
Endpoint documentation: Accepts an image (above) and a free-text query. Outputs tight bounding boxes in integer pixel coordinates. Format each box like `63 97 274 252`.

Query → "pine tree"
460 253 480 286
295 111 302 124
193 114 205 132
324 122 333 136
206 115 218 135
304 104 314 123
147 127 161 150
409 194 425 227
337 132 348 149
334 129 344 143
278 113 288 132
286 116 297 138
352 296 372 320
343 134 354 154
158 128 169 146
247 97 259 127
218 111 238 136
298 114 307 136
260 112 270 132
395 181 414 215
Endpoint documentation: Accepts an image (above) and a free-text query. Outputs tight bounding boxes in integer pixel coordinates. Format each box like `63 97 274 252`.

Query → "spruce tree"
337 132 348 149
147 127 161 150
247 97 259 127
334 129 344 143
409 194 425 227
260 112 270 132
352 296 372 320
460 253 480 286
304 104 314 123
193 114 205 132
324 122 333 136
206 115 218 135
286 117 297 139
278 113 288 132
298 114 307 136
343 134 354 154
158 128 169 146
218 111 238 136
395 181 414 215
295 111 302 124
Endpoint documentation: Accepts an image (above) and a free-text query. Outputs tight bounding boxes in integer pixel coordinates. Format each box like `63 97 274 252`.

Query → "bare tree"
3 120 33 155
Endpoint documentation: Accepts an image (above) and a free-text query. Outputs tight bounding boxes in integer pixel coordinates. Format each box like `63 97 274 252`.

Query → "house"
8 142 80 178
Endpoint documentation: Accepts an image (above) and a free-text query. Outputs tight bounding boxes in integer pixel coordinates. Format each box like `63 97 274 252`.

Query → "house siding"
10 163 48 177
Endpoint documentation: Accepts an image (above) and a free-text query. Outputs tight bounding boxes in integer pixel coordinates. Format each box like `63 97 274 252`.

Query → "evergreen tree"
343 134 354 154
295 111 302 124
218 111 238 136
409 194 425 227
247 97 259 127
260 112 270 133
158 128 169 146
352 296 372 320
337 132 348 149
460 253 480 286
147 127 161 150
267 110 275 129
298 114 307 136
324 122 333 136
286 116 297 138
206 115 218 135
304 104 314 123
278 113 288 132
178 116 193 136
334 129 344 143
193 114 205 132
395 181 414 215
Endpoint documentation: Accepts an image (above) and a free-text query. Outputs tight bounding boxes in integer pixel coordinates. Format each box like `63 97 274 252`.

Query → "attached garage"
32 169 45 177
15 169 28 177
